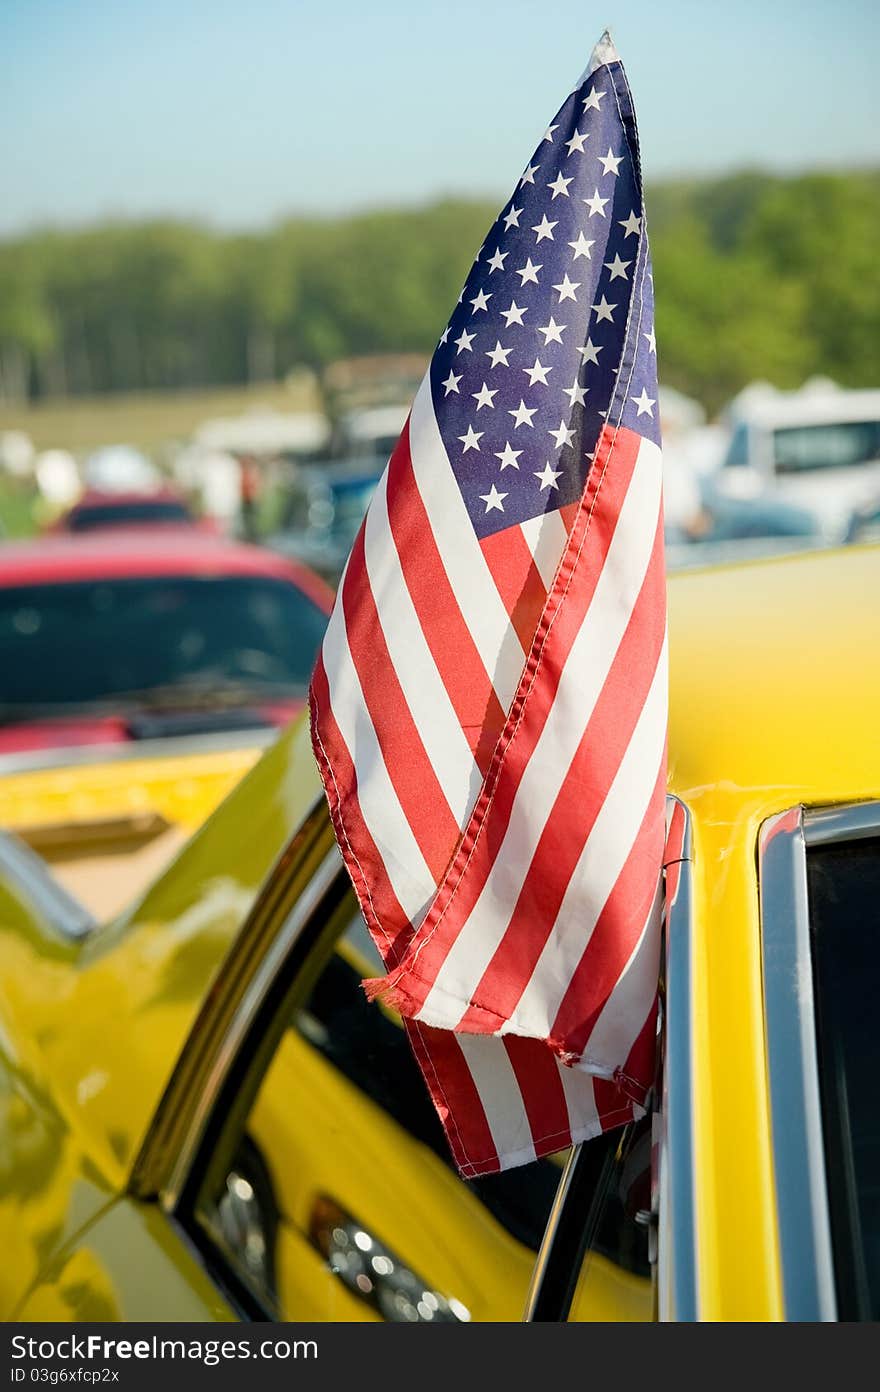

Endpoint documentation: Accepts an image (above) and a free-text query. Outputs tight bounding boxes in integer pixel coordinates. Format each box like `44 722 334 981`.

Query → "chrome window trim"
521 1141 584 1321
802 801 880 848
756 803 872 1321
0 829 94 941
160 842 343 1212
657 796 698 1322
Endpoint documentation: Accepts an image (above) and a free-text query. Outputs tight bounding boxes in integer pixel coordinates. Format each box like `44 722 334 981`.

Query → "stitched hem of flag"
453 1102 643 1179
363 968 649 1095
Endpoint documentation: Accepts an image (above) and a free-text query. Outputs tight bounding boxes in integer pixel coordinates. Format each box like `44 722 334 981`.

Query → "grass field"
0 375 324 456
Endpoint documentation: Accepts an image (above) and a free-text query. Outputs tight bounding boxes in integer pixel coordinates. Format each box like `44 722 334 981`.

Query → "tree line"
1 169 877 416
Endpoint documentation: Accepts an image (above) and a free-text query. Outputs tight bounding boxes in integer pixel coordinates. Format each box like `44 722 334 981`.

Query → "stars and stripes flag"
310 33 666 1175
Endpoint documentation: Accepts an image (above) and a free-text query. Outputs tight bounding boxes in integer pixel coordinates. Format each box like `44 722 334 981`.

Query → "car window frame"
758 799 880 1322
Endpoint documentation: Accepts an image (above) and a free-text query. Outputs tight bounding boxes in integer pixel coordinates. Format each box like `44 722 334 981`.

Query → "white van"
713 381 880 543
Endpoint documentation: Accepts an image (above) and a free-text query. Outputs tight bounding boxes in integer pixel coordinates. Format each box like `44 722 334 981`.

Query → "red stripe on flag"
620 998 660 1104
503 1035 573 1156
341 525 459 885
594 1075 637 1133
374 423 644 1009
310 655 413 966
407 1023 500 1177
385 426 506 774
551 754 667 1061
479 524 548 655
559 501 580 534
456 512 666 1031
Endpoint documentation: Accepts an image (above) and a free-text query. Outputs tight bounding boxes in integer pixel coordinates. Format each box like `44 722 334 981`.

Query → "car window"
566 1118 653 1321
190 888 570 1322
772 420 880 474
0 576 328 709
68 501 191 530
807 837 880 1320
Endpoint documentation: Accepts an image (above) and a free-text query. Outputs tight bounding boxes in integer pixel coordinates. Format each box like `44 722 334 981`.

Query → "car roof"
668 543 880 811
0 531 334 609
734 387 880 431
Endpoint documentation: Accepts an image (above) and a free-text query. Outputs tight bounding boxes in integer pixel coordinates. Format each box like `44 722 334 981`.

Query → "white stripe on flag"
519 509 569 591
557 1057 603 1134
455 1033 537 1169
505 634 667 1036
409 375 526 710
321 596 437 925
414 434 663 1025
573 872 663 1074
364 467 483 827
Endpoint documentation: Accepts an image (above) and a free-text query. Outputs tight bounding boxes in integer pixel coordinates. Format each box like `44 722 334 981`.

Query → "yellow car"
0 544 877 1322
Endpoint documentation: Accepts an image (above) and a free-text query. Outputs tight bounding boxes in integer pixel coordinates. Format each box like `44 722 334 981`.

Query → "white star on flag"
494 441 522 470
583 188 609 217
547 172 573 199
517 258 542 286
485 340 512 368
508 399 538 428
548 419 575 449
604 254 632 281
534 461 562 490
553 273 580 302
523 358 552 386
500 300 527 327
568 232 595 260
564 129 589 155
532 215 558 243
537 316 566 344
472 383 498 410
479 483 507 512
591 296 616 323
598 147 623 176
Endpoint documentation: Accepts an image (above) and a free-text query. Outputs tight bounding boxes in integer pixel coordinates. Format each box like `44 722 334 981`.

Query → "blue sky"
2 0 878 234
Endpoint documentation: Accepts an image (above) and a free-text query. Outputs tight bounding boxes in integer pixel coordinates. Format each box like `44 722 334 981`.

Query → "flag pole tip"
588 30 620 73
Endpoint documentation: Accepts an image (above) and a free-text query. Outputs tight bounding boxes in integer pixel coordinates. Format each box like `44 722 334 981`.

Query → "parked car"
0 543 877 1322
48 488 203 535
709 381 880 543
268 457 384 583
0 533 332 917
0 531 332 757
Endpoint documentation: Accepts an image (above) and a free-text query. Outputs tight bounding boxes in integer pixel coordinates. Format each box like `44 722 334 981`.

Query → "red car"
48 488 212 535
0 532 333 754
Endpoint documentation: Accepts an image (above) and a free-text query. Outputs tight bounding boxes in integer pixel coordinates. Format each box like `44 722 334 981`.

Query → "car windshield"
0 575 328 712
773 420 880 474
68 501 191 530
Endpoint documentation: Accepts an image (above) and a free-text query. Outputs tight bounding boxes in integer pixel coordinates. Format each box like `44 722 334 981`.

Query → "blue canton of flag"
430 37 659 539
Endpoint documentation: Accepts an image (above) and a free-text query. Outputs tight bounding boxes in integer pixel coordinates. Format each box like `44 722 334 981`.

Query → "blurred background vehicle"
82 443 163 494
267 456 385 583
47 486 202 534
707 380 880 545
0 530 332 916
0 531 332 756
333 403 409 462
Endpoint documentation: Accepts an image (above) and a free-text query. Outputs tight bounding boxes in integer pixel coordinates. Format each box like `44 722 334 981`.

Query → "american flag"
311 33 666 1176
